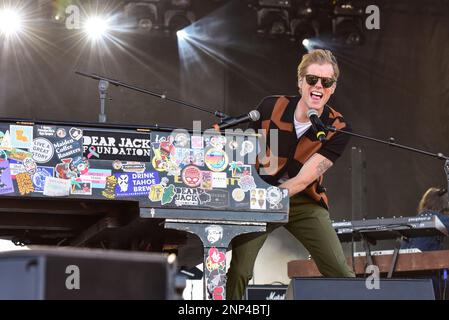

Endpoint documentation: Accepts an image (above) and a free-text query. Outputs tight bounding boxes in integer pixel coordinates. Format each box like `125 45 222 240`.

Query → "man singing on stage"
226 49 355 300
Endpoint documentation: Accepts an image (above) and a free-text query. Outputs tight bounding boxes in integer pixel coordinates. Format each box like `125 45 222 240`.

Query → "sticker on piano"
36 125 56 138
69 156 89 176
152 149 168 172
161 184 176 205
71 180 92 196
228 140 239 150
173 133 190 148
166 161 181 176
232 188 246 202
32 166 54 193
8 148 32 162
32 138 54 164
121 161 146 174
0 160 14 195
0 150 7 162
238 175 256 192
16 172 34 195
79 169 111 189
200 171 213 190
0 130 12 150
55 159 77 180
210 135 227 150
211 172 227 188
267 186 283 209
54 138 83 160
229 161 251 178
181 165 202 188
206 247 226 271
159 141 176 159
114 171 160 197
203 190 229 208
69 128 83 141
207 269 226 295
83 130 152 162
197 189 211 205
10 125 33 150
8 159 25 178
149 184 165 202
102 175 117 199
250 188 266 210
205 148 228 172
205 225 223 244
43 176 70 197
23 158 37 176
175 187 199 206
112 160 122 170
191 135 203 149
240 140 254 157
56 128 66 138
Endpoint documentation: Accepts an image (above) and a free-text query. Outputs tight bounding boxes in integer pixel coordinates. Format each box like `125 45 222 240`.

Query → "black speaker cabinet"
287 278 435 300
0 248 176 300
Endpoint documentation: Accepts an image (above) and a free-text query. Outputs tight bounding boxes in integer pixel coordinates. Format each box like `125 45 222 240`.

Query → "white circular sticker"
232 188 245 202
32 138 54 163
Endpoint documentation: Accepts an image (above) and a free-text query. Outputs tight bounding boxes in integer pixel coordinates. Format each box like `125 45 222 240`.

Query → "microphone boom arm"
75 71 230 119
326 125 449 161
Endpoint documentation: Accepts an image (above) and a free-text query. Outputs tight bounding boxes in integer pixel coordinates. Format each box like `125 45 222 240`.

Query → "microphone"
213 110 260 131
306 109 326 142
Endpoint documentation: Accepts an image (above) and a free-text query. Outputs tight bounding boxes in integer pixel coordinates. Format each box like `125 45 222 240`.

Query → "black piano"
0 118 289 300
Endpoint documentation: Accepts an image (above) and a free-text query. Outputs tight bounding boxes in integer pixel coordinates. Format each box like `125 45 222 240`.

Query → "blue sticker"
32 166 54 192
114 171 160 197
10 125 33 150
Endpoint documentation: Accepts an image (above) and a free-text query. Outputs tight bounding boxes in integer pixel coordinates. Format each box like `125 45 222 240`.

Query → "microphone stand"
326 125 449 204
98 80 109 123
75 71 230 122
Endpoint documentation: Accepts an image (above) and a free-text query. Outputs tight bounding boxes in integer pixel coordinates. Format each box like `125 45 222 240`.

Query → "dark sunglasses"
305 74 336 89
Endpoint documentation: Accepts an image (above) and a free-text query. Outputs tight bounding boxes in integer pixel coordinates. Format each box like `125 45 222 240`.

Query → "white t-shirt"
278 116 312 183
294 116 312 139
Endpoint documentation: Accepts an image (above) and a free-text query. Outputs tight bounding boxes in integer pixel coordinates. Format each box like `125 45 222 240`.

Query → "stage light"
176 29 187 39
165 10 195 34
254 0 292 37
332 1 364 45
84 16 110 40
124 1 161 32
0 9 23 36
257 8 290 36
290 18 318 42
164 0 195 34
302 39 310 46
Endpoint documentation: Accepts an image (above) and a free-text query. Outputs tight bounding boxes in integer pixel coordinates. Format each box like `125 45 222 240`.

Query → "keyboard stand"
387 233 405 278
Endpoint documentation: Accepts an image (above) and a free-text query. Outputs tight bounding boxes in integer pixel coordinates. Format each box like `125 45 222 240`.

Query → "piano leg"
164 220 265 300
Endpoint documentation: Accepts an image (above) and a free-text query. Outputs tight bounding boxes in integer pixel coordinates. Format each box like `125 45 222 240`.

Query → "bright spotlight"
0 9 23 36
302 39 310 47
84 16 109 40
177 29 187 39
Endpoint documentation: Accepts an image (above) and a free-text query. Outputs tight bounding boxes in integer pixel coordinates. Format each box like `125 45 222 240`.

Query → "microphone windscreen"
306 109 319 118
249 110 260 121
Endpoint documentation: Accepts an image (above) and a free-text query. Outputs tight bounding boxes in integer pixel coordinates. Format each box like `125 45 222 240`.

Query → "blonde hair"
297 49 340 80
418 187 449 214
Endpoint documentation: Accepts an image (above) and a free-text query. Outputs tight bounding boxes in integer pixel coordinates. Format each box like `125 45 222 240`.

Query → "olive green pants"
226 193 355 300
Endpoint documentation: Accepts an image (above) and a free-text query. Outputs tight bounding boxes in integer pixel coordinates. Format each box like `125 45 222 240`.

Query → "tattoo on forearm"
316 159 332 175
